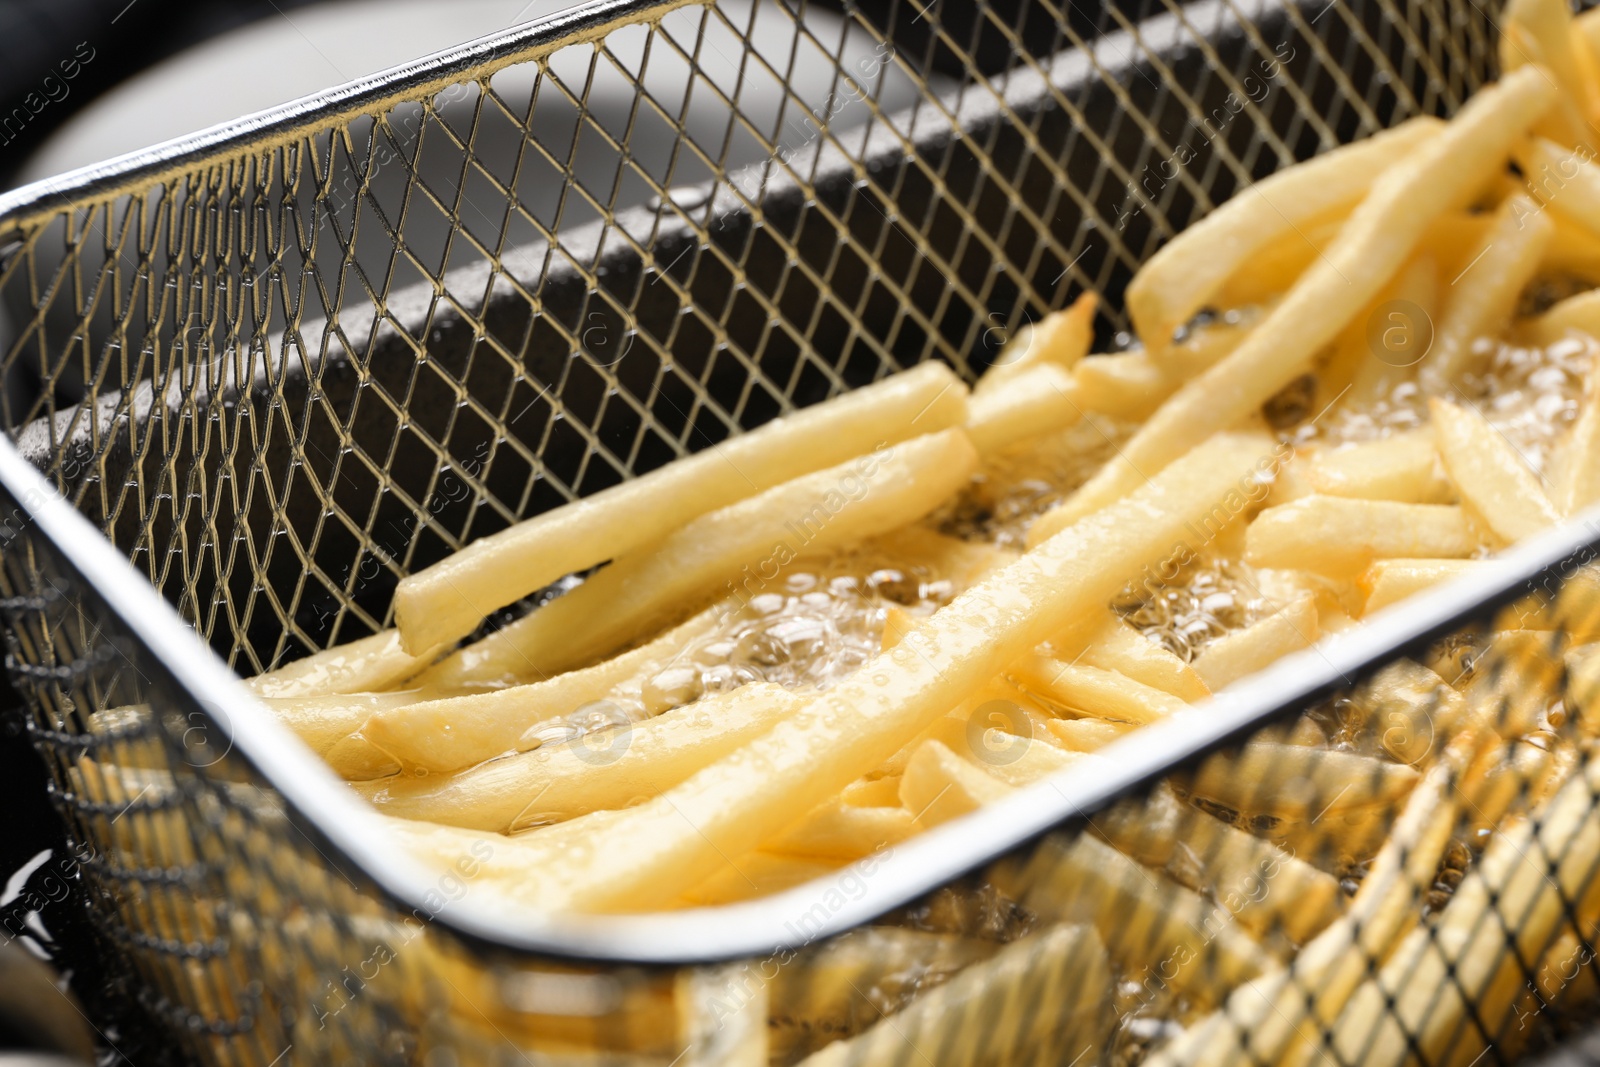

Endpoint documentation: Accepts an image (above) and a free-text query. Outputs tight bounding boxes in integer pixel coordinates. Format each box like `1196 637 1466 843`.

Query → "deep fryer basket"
6 0 1600 1063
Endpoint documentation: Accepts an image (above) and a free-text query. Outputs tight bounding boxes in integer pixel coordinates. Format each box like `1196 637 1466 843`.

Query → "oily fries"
794 924 1112 1067
977 291 1095 392
1125 118 1442 352
361 605 725 774
1244 495 1482 574
420 429 978 687
1037 69 1554 532
358 683 806 831
392 361 969 654
503 435 1275 911
247 630 443 698
1417 195 1553 394
1300 429 1451 503
1429 396 1561 542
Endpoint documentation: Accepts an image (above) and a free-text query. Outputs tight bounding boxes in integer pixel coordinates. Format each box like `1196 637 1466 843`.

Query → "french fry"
899 740 1011 827
1190 594 1319 691
1044 718 1132 751
1301 428 1451 503
1185 741 1420 821
1244 495 1482 575
259 690 424 759
1319 756 1600 1067
1420 195 1553 394
1501 0 1600 148
1071 352 1171 420
1073 614 1211 701
357 683 806 832
1149 751 1465 1067
1525 279 1600 346
1460 628 1567 737
767 801 917 860
1126 118 1442 351
1091 785 1344 944
684 853 842 907
246 631 443 698
1044 72 1553 528
964 364 1084 453
419 429 979 688
1341 254 1440 407
392 362 970 654
1360 557 1488 613
1356 659 1466 766
361 604 724 774
494 434 1274 911
767 928 994 1063
1145 311 1257 381
840 776 902 808
1012 656 1186 724
977 291 1096 392
1002 833 1272 1004
793 924 1112 1067
1551 347 1600 515
1429 396 1561 543
975 737 1085 788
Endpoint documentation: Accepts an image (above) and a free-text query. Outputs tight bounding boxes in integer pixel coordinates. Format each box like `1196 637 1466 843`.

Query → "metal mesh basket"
7 0 1600 1062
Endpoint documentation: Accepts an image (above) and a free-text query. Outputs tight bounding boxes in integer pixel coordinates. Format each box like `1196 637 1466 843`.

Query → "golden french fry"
1071 352 1171 420
767 800 917 860
1091 785 1344 944
362 604 724 774
978 291 1096 392
1145 311 1257 381
247 631 443 698
259 690 424 758
899 740 1011 827
1186 741 1420 821
1049 72 1552 528
1073 615 1211 701
393 362 970 654
964 364 1084 453
1244 495 1482 575
1321 756 1600 1067
1341 254 1439 407
420 429 979 688
506 434 1276 911
974 737 1084 788
1003 833 1271 1005
1526 285 1600 346
1420 195 1552 394
1429 396 1561 543
1127 118 1443 351
1215 215 1345 308
1460 628 1567 738
840 776 902 808
1012 656 1185 724
1150 752 1465 1067
1551 348 1600 515
357 683 806 831
1356 659 1466 766
684 853 842 907
768 929 994 1064
1302 428 1451 503
1501 0 1600 147
1044 718 1131 751
794 924 1112 1067
1360 558 1489 614
1190 594 1319 691
323 734 401 780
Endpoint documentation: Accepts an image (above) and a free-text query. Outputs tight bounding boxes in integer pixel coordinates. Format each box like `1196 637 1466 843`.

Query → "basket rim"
0 0 695 235
4 419 1597 963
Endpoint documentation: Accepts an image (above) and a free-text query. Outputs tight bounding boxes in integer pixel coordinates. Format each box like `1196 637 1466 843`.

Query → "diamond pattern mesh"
13 0 1600 1064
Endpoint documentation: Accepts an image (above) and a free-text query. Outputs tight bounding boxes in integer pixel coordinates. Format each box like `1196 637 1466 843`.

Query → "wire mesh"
9 0 1600 1063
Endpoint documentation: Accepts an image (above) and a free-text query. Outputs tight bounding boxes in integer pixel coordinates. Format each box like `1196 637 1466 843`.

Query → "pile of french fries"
76 0 1600 1060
